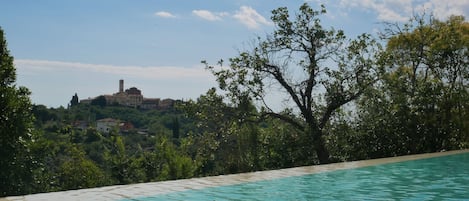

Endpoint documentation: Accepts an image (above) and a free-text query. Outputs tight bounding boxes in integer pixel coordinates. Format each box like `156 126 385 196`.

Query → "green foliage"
58 146 107 190
23 101 197 194
0 27 35 196
171 117 180 140
258 118 313 168
103 135 142 184
178 88 263 175
153 136 195 180
353 14 469 159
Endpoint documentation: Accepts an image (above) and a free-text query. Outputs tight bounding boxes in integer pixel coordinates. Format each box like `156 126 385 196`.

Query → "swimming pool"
124 152 469 200
3 150 468 201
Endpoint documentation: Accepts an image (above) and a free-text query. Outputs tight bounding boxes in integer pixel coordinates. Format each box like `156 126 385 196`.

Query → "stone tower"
119 79 124 93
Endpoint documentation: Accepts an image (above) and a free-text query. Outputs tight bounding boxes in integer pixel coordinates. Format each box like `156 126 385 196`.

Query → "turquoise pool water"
125 153 469 200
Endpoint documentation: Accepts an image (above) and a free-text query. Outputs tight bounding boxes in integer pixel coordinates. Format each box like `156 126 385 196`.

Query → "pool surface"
3 150 468 201
128 152 469 200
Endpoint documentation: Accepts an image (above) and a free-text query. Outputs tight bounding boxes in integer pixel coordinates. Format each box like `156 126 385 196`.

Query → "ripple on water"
124 153 469 201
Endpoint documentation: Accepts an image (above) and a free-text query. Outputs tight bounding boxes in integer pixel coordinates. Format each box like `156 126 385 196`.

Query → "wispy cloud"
15 59 211 80
340 0 469 22
340 0 411 22
192 10 228 21
154 11 176 18
191 6 272 29
233 6 273 29
416 0 469 20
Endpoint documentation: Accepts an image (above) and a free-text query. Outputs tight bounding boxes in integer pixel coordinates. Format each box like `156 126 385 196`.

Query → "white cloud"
340 0 469 22
190 6 272 29
15 59 211 80
192 10 227 21
416 0 469 20
233 6 273 29
340 0 411 22
154 11 176 18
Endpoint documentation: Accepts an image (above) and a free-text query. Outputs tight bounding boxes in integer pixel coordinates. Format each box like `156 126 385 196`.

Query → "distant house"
141 98 160 110
97 118 120 133
80 98 93 104
159 99 175 110
119 121 134 133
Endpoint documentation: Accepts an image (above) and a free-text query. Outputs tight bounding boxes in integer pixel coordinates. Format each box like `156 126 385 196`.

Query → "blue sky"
1 0 469 108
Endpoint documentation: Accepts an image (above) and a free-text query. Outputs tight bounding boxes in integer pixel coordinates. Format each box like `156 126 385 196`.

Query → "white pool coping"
3 149 468 201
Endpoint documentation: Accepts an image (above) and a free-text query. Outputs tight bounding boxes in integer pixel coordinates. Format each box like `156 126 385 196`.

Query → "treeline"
1 3 469 196
7 102 319 194
26 104 195 192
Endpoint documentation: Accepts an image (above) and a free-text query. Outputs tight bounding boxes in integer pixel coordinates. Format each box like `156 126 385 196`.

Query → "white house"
96 118 120 133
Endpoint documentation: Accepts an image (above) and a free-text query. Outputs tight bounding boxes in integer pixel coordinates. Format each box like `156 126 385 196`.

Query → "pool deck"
3 149 468 201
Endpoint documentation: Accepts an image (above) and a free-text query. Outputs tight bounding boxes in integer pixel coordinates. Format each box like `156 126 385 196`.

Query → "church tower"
119 79 124 93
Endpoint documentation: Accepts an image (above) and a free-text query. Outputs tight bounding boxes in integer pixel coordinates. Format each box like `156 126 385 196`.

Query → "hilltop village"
71 80 179 134
79 79 176 110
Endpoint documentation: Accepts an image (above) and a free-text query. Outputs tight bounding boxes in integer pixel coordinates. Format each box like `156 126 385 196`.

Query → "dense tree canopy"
353 15 469 158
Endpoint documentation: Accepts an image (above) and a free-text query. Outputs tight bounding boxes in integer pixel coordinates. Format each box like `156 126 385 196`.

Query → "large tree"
0 27 35 195
204 4 380 164
355 15 469 157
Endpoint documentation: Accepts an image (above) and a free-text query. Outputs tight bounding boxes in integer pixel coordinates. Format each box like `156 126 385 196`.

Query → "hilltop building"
104 80 143 107
96 118 120 133
81 79 175 109
96 118 135 134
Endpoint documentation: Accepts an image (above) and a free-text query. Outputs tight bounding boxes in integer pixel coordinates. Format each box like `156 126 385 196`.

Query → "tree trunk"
313 133 330 164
